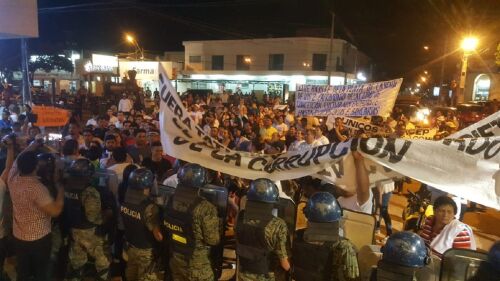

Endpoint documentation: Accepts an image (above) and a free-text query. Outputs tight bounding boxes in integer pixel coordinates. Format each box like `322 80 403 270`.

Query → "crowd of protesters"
0 85 493 280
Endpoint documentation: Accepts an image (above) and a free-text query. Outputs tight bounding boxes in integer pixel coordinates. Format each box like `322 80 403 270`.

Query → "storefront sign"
84 61 114 73
119 61 158 80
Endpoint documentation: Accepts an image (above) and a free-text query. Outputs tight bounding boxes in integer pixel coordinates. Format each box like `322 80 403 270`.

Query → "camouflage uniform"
67 186 110 281
169 200 221 281
125 204 161 281
237 216 289 281
299 239 359 281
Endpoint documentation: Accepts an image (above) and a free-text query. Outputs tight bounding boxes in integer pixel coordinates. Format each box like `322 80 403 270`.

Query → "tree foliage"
29 55 74 73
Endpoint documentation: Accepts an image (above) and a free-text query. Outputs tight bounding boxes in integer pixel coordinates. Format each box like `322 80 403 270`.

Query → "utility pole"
439 36 448 105
20 38 31 104
327 12 335 86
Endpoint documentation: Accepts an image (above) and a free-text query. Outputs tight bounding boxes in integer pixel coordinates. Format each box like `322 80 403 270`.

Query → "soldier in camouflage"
235 178 290 281
293 192 359 281
163 163 221 281
63 158 110 281
121 168 163 281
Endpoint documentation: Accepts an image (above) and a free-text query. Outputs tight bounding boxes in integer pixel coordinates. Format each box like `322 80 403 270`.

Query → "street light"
124 33 144 60
244 57 252 64
421 76 427 82
423 46 429 51
424 70 428 75
456 36 478 104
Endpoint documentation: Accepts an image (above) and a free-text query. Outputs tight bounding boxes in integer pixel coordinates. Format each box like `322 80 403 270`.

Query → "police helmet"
381 231 430 268
128 168 155 190
247 178 279 203
304 192 342 223
67 158 95 177
488 241 500 270
177 163 207 188
37 153 56 167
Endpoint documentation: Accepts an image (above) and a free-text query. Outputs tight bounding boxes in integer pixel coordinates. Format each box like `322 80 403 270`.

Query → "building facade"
178 37 371 97
463 45 500 102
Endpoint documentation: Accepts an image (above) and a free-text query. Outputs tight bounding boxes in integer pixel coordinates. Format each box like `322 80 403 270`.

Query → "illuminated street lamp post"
456 37 478 104
125 34 144 60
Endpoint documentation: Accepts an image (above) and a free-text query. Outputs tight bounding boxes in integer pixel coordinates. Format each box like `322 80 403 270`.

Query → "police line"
158 66 500 209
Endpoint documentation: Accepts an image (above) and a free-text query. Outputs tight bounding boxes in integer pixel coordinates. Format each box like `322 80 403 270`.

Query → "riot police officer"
370 231 430 281
163 163 221 281
292 191 359 281
64 158 110 281
235 178 290 281
467 241 500 281
37 153 66 277
121 168 163 281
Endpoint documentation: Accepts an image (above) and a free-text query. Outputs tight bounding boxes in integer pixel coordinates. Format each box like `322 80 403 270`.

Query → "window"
189 56 201 63
236 55 250 70
211 55 224 70
312 54 327 71
268 54 284 70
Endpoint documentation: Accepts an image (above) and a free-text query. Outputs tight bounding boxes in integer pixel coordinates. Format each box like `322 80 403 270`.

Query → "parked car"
457 103 485 128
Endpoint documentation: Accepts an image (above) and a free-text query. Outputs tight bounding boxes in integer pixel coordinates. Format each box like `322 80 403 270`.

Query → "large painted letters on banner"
159 65 499 209
295 79 402 117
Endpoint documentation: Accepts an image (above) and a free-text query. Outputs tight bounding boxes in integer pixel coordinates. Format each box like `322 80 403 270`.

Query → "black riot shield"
277 198 297 236
155 184 177 208
200 184 228 280
439 248 488 281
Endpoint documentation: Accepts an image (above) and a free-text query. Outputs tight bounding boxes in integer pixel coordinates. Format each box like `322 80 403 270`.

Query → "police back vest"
121 190 155 249
292 223 340 281
64 185 96 229
371 262 419 281
163 187 203 258
235 201 275 275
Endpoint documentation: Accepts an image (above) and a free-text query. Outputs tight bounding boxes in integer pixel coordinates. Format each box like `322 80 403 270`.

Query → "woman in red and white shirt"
419 195 476 257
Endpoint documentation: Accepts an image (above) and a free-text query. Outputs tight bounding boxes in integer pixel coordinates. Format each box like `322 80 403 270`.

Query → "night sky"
1 0 499 84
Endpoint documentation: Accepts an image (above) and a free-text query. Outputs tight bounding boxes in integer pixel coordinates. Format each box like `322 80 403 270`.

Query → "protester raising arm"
38 168 64 218
352 151 371 207
1 136 15 184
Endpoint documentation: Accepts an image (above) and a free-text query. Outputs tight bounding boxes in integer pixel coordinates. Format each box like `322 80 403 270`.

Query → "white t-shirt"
315 135 330 146
337 189 373 214
108 162 133 183
163 174 178 188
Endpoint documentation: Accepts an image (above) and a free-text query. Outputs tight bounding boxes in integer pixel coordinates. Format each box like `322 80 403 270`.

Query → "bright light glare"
416 83 421 87
125 34 135 43
421 76 427 82
461 37 478 52
357 72 367 81
244 57 252 63
416 112 425 121
421 108 430 115
423 46 429 51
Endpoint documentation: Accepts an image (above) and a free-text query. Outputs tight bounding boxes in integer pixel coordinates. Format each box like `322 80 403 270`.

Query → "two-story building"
177 37 370 98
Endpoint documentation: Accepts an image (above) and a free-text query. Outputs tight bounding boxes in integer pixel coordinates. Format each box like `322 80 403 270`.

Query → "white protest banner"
158 65 500 209
450 111 500 138
405 128 437 140
326 115 384 134
295 79 402 117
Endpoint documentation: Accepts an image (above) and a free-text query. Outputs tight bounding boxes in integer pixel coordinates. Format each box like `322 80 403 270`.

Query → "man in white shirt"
115 111 126 129
107 109 118 125
298 129 321 151
274 115 288 140
118 94 133 113
314 126 329 146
